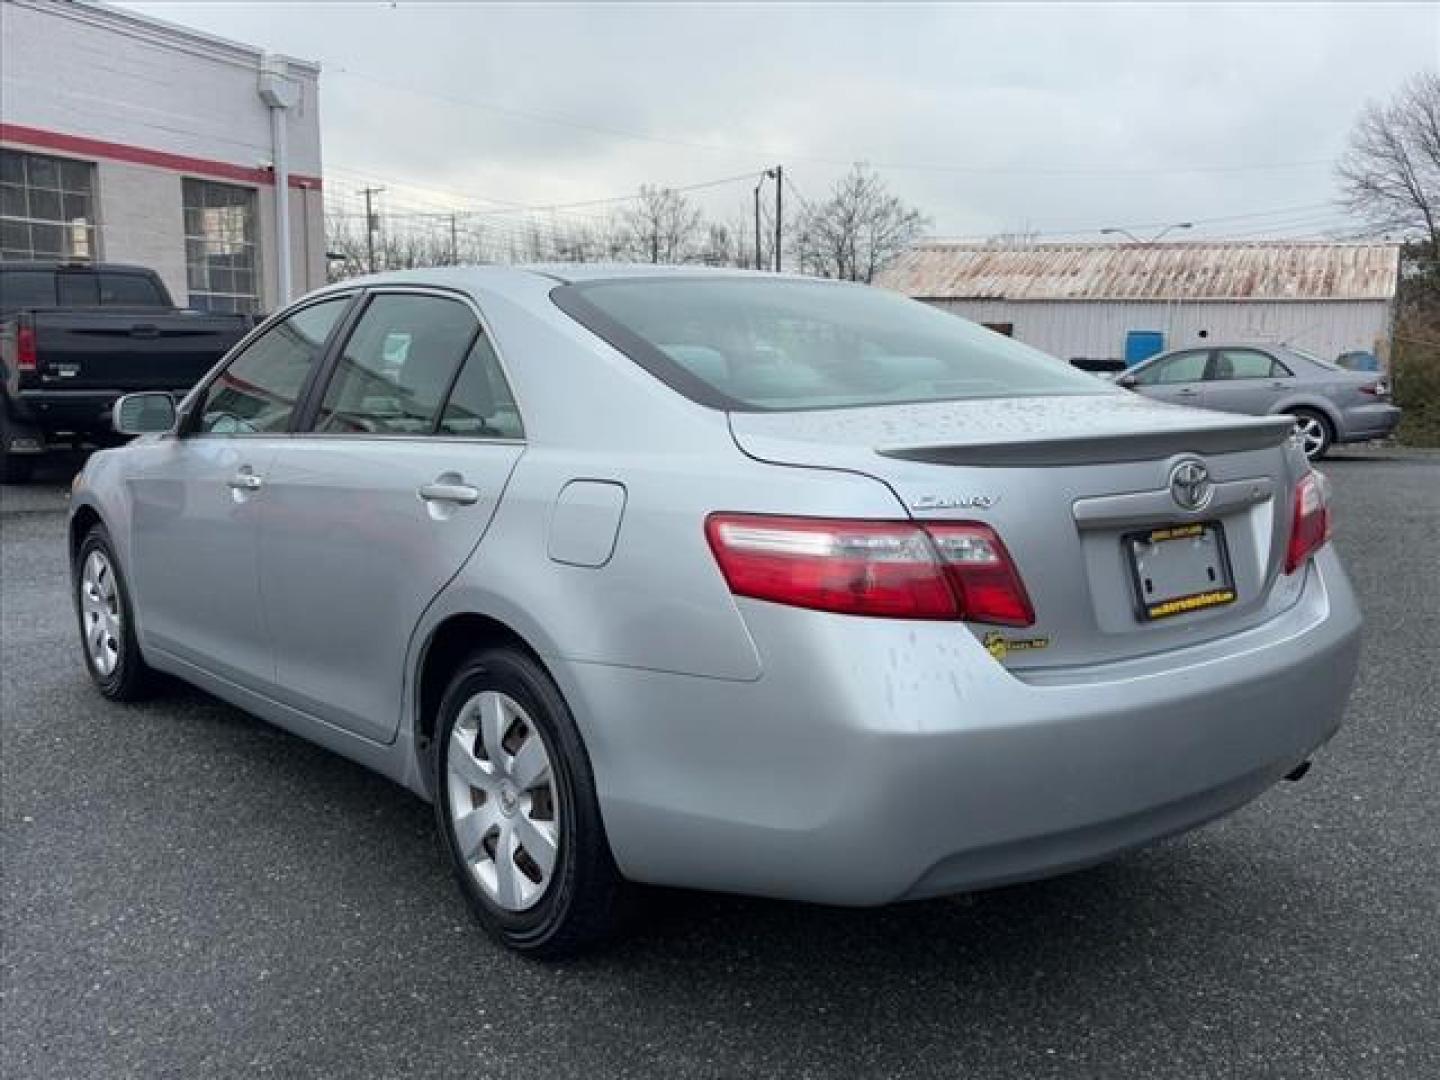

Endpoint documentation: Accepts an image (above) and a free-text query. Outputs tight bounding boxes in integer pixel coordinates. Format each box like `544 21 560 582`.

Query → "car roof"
304 263 846 310
0 261 157 274
324 263 830 290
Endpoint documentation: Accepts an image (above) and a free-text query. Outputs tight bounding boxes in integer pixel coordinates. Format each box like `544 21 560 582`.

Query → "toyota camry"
70 266 1361 956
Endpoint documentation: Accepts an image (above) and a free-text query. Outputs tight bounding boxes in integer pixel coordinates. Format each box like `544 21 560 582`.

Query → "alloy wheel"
80 550 122 676
1293 414 1327 459
446 690 561 912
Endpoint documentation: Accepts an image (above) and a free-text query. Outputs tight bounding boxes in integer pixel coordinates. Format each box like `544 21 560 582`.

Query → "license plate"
1125 522 1236 621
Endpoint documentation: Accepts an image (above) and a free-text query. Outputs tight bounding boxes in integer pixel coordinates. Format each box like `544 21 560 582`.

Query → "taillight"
1284 471 1332 574
15 324 38 372
1358 379 1390 399
705 514 1034 626
926 523 1036 626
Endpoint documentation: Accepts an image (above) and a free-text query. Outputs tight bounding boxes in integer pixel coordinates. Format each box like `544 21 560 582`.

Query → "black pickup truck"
0 262 253 482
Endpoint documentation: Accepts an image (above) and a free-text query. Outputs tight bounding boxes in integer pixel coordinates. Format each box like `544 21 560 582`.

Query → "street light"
1101 222 1194 244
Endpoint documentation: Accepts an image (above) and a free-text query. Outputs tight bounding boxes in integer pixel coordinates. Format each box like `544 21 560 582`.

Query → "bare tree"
619 184 705 264
793 164 929 282
1338 71 1440 261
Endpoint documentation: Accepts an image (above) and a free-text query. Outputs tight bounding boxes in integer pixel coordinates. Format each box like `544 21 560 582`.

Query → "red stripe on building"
0 123 322 189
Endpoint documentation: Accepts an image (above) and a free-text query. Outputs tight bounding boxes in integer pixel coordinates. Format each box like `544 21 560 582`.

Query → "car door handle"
1176 388 1199 396
226 471 263 491
418 482 480 505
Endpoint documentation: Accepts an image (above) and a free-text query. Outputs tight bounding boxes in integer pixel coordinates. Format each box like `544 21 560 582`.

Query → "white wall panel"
929 299 1392 364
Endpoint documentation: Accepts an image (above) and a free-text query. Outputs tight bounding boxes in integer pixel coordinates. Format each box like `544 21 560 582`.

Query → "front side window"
199 297 348 434
0 149 97 263
1211 349 1287 380
1135 350 1209 385
554 278 1108 411
315 294 477 434
183 179 259 315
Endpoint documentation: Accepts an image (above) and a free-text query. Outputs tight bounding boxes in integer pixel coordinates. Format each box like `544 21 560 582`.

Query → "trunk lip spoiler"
875 416 1295 468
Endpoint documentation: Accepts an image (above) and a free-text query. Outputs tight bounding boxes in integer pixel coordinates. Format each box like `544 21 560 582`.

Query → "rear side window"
314 294 477 434
1211 349 1288 380
0 270 55 308
200 297 349 434
439 335 523 438
553 278 1107 411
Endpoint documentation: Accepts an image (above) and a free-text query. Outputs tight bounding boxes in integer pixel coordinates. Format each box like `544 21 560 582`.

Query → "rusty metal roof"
875 241 1400 302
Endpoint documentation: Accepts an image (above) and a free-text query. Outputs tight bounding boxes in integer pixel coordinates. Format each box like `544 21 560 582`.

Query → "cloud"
125 1 1440 237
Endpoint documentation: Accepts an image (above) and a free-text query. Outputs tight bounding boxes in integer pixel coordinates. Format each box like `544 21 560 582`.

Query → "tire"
0 450 33 484
74 524 155 701
434 646 629 958
0 413 36 484
1290 408 1333 460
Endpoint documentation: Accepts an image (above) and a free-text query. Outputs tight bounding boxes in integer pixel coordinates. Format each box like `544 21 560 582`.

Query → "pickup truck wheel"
0 415 35 484
74 525 155 701
0 450 33 484
434 646 630 958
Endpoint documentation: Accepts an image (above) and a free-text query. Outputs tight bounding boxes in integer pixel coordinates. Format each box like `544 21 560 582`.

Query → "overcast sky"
125 1 1440 240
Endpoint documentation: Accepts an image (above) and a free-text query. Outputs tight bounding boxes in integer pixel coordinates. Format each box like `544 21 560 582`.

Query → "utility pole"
362 186 384 273
449 213 459 266
754 167 781 271
773 165 783 273
753 174 764 271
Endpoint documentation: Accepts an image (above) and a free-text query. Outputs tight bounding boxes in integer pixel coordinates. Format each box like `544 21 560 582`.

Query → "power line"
323 162 761 221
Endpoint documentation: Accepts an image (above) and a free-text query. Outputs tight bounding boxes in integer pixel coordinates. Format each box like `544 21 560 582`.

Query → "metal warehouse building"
876 241 1401 367
0 0 324 313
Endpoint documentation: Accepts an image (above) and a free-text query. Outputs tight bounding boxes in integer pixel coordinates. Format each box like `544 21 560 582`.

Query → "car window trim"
178 290 361 439
292 284 526 443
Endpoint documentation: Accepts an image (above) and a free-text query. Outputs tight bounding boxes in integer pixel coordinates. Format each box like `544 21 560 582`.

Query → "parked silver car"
1117 342 1400 459
71 268 1361 956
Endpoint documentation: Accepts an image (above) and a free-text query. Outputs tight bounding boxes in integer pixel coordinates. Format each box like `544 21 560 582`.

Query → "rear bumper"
561 546 1361 905
1338 403 1401 442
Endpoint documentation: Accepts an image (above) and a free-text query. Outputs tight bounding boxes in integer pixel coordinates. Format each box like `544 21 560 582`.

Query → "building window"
0 149 98 263
183 178 259 314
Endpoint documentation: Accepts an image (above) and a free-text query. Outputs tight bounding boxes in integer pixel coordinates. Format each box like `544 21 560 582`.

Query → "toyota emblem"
1169 459 1213 512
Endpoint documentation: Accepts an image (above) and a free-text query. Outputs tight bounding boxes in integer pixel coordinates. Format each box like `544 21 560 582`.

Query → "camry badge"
910 493 999 512
1169 459 1213 512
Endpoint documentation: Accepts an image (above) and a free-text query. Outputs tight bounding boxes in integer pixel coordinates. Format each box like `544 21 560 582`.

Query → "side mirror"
113 392 177 435
1116 373 1138 389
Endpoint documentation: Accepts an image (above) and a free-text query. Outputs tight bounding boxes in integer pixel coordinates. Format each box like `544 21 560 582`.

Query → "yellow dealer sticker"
983 632 1051 661
1145 588 1237 620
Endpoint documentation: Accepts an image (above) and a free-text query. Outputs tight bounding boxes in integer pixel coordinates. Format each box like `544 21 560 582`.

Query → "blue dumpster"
1124 330 1165 366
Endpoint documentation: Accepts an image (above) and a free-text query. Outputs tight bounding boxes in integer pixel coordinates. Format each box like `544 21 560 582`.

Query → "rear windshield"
0 270 166 309
553 277 1109 411
97 272 166 306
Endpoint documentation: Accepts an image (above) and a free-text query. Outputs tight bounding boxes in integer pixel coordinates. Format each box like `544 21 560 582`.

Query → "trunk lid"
730 393 1308 669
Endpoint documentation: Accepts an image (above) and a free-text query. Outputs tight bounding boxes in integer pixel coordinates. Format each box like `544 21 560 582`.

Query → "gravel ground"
2 447 1437 1079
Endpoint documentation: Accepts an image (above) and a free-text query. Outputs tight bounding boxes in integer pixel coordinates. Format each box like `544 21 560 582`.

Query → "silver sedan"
71 267 1361 956
1117 342 1401 459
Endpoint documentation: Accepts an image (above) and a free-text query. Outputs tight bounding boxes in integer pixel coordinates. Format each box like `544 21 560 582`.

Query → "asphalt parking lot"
2 448 1437 1079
